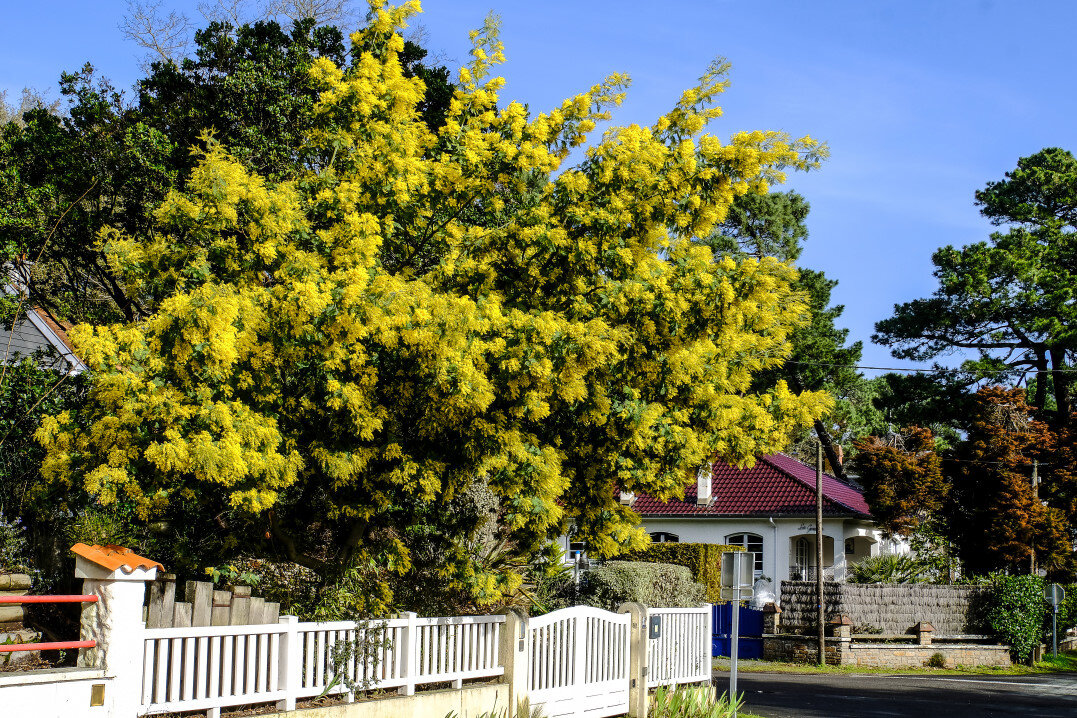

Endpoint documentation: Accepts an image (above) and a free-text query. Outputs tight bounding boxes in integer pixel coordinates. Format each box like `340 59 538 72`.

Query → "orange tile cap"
70 543 164 573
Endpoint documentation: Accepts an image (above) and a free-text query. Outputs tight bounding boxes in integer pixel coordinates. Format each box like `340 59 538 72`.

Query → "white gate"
526 606 630 718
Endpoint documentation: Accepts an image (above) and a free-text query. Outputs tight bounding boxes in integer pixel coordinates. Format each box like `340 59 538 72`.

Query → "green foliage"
204 563 262 587
0 358 85 520
579 561 705 610
875 148 1077 428
649 685 743 718
526 546 576 616
700 190 809 263
63 506 140 549
34 5 829 614
627 543 741 603
928 652 947 668
980 574 1048 663
1054 583 1077 636
0 17 453 326
847 554 927 584
699 189 865 478
0 513 31 574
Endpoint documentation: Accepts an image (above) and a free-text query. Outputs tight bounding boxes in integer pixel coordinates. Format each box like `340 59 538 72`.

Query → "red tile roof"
71 543 164 573
631 454 871 518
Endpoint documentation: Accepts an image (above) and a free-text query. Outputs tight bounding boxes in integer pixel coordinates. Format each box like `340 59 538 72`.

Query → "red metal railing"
0 595 98 653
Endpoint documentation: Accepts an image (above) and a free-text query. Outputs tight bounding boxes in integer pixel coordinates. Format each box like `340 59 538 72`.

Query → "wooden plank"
173 602 193 628
230 586 251 626
186 581 214 627
249 596 266 625
211 590 232 626
148 574 177 629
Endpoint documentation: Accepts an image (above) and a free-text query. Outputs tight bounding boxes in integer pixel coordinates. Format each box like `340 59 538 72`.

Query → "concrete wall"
0 667 110 718
779 582 988 636
258 683 509 718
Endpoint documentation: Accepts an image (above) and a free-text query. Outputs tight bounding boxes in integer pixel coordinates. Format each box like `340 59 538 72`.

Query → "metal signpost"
721 551 756 717
1044 583 1066 657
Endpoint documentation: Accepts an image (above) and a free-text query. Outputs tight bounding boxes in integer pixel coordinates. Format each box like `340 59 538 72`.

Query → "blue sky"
3 1 1075 371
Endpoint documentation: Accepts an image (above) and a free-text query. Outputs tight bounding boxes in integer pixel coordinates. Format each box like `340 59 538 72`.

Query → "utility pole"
816 441 825 666
1031 459 1039 576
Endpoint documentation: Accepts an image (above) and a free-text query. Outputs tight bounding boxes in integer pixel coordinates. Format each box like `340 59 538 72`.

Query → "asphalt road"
714 670 1077 717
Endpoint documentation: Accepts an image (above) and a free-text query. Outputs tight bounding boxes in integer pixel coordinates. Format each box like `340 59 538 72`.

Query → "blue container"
712 604 765 659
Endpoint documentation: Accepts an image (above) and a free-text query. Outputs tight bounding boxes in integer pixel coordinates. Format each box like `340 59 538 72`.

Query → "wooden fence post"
499 607 529 717
620 602 649 718
276 615 300 712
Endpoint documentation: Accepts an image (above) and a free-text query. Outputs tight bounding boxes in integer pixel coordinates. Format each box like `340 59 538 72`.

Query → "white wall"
0 668 109 718
636 517 899 587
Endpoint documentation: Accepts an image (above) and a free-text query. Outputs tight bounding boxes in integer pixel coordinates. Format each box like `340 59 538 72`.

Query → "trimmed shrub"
625 543 742 602
579 561 705 610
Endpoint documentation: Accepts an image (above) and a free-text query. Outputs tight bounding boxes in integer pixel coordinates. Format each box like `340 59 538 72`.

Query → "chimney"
619 491 635 506
696 463 713 506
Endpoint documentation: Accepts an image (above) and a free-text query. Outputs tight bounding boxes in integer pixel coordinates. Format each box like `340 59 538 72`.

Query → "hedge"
625 543 743 603
972 575 1077 663
578 561 706 610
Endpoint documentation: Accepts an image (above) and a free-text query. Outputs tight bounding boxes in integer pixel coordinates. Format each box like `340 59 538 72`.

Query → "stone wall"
763 636 1011 669
780 581 987 635
762 635 851 665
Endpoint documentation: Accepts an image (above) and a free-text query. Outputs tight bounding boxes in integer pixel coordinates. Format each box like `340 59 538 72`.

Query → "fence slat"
142 637 156 706
140 613 508 715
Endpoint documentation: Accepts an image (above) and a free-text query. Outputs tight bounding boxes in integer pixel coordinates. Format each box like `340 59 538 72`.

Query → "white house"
564 453 905 594
0 303 84 374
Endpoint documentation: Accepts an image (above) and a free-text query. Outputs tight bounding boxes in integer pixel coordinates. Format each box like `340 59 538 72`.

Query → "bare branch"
263 0 362 26
197 0 263 26
119 0 194 67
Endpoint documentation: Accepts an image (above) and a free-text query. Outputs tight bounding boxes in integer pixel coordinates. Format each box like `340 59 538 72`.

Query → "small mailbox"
648 614 662 639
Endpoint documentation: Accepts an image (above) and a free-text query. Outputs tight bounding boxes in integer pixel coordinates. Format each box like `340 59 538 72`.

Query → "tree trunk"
790 369 849 483
1033 353 1049 414
1049 347 1071 427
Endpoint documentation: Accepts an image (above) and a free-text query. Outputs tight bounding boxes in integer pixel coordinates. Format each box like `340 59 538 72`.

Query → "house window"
726 533 764 575
650 532 680 543
845 539 855 555
795 537 811 568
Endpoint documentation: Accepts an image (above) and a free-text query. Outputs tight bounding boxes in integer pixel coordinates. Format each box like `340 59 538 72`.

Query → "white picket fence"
136 604 710 718
646 606 712 687
140 613 505 715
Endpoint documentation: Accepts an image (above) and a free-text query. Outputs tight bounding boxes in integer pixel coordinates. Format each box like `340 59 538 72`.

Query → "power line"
787 360 1077 375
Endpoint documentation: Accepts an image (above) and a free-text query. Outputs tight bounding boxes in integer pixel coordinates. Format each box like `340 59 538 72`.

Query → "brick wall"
780 581 988 635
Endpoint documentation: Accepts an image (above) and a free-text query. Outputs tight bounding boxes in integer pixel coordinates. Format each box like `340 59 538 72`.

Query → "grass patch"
714 650 1077 676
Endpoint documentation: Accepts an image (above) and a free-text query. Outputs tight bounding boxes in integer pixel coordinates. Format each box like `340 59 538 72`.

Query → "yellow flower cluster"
38 0 831 605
